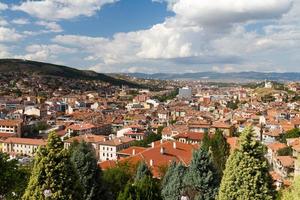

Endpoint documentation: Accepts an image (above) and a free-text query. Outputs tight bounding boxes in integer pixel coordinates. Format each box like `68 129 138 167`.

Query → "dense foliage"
22 132 83 200
0 152 30 199
218 127 275 200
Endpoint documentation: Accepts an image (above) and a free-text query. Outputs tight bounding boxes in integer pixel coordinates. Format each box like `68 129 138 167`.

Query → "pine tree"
161 162 186 200
22 132 82 200
134 161 151 182
210 130 230 178
218 127 275 200
183 148 219 200
70 141 104 200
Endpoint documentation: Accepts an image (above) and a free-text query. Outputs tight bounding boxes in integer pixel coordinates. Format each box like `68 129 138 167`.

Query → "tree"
277 146 293 156
279 128 300 143
22 132 82 200
201 130 230 179
161 162 186 200
102 162 133 200
134 161 152 182
70 141 104 200
218 127 275 200
0 152 30 199
118 162 161 200
282 170 300 199
183 148 219 200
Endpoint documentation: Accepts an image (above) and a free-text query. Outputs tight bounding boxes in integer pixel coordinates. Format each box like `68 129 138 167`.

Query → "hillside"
127 71 300 82
0 59 139 87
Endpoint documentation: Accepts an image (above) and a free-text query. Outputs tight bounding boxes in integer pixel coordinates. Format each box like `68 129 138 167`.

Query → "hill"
0 59 139 87
127 71 300 82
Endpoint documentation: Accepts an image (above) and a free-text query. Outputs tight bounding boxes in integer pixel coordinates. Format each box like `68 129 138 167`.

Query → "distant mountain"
0 59 139 87
127 71 300 82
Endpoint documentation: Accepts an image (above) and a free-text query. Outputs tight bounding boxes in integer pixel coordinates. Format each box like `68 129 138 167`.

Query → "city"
1 0 300 200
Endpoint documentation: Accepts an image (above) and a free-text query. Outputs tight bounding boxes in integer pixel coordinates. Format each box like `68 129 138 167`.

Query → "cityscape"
1 0 300 200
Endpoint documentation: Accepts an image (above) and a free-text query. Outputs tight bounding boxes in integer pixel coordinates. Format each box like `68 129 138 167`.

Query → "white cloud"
12 0 118 21
0 2 8 10
36 21 63 32
0 27 23 42
0 44 11 58
0 18 8 26
12 18 30 25
17 44 77 61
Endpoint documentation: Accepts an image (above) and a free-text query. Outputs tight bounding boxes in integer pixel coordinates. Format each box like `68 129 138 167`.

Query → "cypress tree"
183 148 219 200
22 132 82 200
161 162 186 200
70 141 104 200
118 161 161 200
218 127 275 200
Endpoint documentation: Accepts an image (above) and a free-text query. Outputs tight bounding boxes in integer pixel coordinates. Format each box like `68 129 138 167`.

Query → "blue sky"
0 0 299 73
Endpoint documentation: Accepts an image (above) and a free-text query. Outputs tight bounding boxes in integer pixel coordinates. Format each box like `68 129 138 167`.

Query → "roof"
276 156 295 168
67 123 95 131
267 142 287 152
173 132 205 141
212 122 233 129
3 137 46 146
226 137 238 151
65 134 106 143
118 146 147 155
0 119 22 126
100 141 198 178
98 136 135 146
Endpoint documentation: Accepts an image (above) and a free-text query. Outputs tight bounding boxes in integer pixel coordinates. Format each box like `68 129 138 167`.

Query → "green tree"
201 130 230 178
183 148 219 200
103 163 133 200
118 162 161 200
279 128 300 143
0 152 30 199
22 132 82 200
277 146 293 156
134 161 151 182
161 162 186 200
70 141 104 200
218 127 275 200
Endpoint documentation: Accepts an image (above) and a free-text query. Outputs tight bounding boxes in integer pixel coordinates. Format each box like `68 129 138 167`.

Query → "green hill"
0 59 140 87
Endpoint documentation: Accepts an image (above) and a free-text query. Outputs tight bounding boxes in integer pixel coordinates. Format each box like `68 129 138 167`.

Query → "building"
1 137 46 156
0 119 23 137
64 134 106 159
178 87 192 99
98 136 135 161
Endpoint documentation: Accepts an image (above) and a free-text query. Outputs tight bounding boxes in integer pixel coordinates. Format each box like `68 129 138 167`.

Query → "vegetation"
0 152 30 199
132 132 162 147
218 127 275 200
183 148 219 200
226 100 239 110
70 141 104 200
202 130 230 179
279 128 300 143
22 132 82 200
154 89 179 102
282 172 300 199
277 146 293 156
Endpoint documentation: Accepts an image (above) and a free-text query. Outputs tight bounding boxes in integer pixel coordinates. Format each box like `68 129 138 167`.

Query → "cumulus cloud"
16 44 77 61
36 21 63 32
12 18 30 25
12 0 118 21
0 2 8 11
0 27 23 42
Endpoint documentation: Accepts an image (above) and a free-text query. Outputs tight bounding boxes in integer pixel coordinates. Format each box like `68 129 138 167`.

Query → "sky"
0 0 299 73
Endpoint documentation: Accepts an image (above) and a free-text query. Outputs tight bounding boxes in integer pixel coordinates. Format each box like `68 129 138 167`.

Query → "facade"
0 119 23 136
1 137 46 156
178 87 192 99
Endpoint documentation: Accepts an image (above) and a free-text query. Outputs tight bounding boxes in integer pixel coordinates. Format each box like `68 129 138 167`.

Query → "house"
100 141 199 178
98 136 135 161
0 119 23 137
273 156 295 178
66 123 95 137
161 124 188 141
266 142 287 164
1 137 46 156
173 132 205 144
211 121 235 136
123 131 148 141
187 119 210 133
64 134 106 159
117 146 147 159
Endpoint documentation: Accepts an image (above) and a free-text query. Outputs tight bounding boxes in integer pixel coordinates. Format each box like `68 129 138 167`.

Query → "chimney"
150 159 153 166
132 149 136 155
160 147 165 154
151 142 155 148
173 142 177 149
